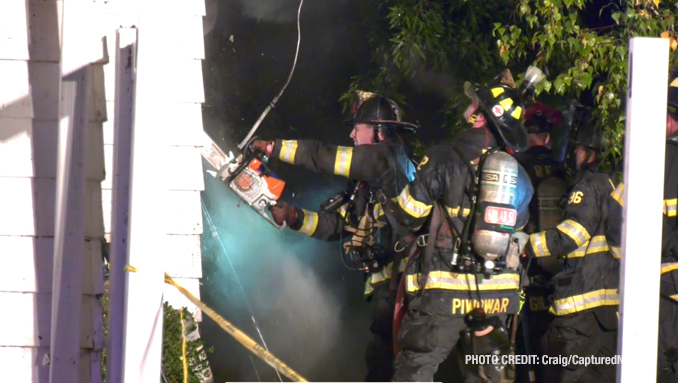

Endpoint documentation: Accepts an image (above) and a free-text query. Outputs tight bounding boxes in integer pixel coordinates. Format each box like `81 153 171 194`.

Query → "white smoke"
251 249 342 369
239 0 300 23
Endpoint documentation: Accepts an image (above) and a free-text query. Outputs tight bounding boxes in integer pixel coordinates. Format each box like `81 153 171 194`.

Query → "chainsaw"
201 134 287 230
199 0 304 230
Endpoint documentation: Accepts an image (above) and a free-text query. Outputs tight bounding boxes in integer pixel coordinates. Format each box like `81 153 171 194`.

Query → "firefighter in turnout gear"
658 67 678 383
385 68 541 382
513 102 568 383
251 91 418 381
521 110 622 383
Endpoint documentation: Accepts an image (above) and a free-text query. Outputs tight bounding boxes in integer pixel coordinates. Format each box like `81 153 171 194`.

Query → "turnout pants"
539 308 618 383
366 283 398 382
515 286 553 383
392 291 515 382
658 296 678 383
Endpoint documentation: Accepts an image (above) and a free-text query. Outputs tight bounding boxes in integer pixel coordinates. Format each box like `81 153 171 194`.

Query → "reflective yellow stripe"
373 204 384 219
499 98 514 111
530 232 551 258
397 185 432 219
446 206 471 218
337 203 348 218
370 261 407 285
334 146 353 177
611 183 624 207
565 235 609 258
550 289 619 316
279 140 298 164
364 279 375 296
298 209 318 236
510 106 522 120
557 219 591 247
491 87 505 97
661 262 678 274
610 246 621 259
664 198 677 217
406 271 520 292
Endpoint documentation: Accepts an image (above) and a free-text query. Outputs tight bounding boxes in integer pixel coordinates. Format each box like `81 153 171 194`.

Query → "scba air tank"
472 151 520 260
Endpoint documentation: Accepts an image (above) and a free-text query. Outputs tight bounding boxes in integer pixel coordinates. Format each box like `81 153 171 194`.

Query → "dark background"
198 0 454 381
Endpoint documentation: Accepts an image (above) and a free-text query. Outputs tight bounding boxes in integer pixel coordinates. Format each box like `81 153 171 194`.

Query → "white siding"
101 0 206 324
0 0 107 381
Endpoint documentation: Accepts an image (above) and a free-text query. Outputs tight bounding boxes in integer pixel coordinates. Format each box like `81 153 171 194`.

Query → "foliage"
161 302 214 383
499 0 678 161
344 0 678 161
99 278 213 383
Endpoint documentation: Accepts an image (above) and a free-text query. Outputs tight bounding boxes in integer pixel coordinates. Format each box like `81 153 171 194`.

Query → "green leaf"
554 78 566 94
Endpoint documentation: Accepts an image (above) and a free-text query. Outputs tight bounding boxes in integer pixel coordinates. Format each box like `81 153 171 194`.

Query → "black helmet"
669 67 678 119
524 102 563 134
570 110 605 152
346 91 419 134
466 67 544 153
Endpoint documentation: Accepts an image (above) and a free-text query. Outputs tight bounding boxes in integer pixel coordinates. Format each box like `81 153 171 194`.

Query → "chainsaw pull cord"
238 0 304 150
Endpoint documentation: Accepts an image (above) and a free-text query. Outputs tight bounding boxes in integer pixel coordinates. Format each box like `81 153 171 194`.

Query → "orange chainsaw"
201 134 287 230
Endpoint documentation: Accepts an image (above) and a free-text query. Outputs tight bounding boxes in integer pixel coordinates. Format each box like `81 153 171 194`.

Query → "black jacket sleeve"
390 146 448 230
663 143 678 254
525 176 606 258
288 204 349 242
271 139 394 184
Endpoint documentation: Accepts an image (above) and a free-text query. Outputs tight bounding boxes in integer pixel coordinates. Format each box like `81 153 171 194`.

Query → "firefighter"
383 67 541 382
658 67 678 383
513 102 568 383
521 111 621 383
250 91 420 382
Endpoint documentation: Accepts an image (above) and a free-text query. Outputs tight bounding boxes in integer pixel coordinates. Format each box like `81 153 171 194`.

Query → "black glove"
250 139 274 156
268 201 298 227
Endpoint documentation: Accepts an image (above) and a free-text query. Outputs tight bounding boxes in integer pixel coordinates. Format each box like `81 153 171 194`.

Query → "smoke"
199 164 367 381
239 0 301 24
407 67 460 99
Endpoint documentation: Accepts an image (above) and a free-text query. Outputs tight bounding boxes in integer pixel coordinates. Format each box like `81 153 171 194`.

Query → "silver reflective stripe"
557 219 590 247
397 185 432 218
407 272 519 292
279 140 298 164
298 210 318 236
334 146 353 177
551 289 619 315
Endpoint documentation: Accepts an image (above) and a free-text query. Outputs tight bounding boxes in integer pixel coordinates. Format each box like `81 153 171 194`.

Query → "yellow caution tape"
164 273 309 382
180 309 188 383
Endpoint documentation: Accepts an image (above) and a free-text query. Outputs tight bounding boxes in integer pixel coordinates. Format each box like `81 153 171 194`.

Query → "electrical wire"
201 198 283 382
237 0 305 150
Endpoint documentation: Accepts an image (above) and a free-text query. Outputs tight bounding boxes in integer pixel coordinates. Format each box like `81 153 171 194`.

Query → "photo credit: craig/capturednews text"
465 354 622 367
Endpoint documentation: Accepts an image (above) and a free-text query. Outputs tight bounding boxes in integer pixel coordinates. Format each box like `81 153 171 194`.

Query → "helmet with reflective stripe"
346 91 419 134
466 67 545 153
